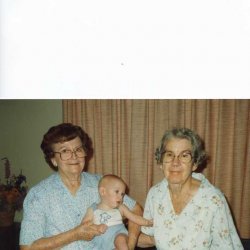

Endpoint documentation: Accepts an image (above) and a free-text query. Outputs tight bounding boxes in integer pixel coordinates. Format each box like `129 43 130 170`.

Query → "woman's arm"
120 204 153 226
137 187 155 248
137 233 155 248
126 202 144 250
20 222 107 250
210 195 243 249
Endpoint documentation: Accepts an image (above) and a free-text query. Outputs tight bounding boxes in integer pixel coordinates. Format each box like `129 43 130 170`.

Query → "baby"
82 174 152 250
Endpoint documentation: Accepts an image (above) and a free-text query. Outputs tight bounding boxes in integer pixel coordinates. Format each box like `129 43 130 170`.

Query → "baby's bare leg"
114 233 129 250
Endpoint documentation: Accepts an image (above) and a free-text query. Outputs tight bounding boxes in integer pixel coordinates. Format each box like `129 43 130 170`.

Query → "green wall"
0 100 63 221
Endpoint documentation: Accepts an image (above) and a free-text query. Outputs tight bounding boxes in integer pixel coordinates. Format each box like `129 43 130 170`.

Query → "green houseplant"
0 157 28 227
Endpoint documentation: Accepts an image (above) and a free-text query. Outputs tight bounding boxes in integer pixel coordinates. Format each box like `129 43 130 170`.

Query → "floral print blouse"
141 173 243 250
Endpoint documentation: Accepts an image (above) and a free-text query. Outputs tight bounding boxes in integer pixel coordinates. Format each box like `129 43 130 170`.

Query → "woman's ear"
192 163 198 172
51 158 58 167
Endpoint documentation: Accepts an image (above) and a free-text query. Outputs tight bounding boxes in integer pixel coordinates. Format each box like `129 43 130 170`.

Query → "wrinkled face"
161 138 197 185
51 137 86 178
100 180 126 208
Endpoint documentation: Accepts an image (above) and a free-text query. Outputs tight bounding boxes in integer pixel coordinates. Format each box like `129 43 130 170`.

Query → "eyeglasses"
53 146 87 161
162 151 193 164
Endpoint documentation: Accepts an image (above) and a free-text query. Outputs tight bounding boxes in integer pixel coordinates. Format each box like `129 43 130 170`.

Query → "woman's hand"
76 221 107 241
20 222 107 250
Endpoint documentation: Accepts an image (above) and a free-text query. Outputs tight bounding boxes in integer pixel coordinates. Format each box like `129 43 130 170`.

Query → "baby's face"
103 180 126 208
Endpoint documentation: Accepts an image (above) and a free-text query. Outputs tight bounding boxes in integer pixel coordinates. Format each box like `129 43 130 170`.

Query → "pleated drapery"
63 99 250 238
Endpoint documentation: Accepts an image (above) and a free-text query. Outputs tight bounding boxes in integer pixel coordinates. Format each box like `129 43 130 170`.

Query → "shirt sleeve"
19 189 46 245
141 188 154 236
211 194 243 249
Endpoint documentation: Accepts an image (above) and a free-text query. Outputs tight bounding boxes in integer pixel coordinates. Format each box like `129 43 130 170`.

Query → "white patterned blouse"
141 173 243 250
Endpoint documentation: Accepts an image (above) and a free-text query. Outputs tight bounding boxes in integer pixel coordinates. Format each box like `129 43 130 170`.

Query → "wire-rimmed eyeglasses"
53 145 87 161
162 151 193 164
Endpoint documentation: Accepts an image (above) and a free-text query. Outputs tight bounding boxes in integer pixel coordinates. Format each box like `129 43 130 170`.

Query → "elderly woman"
139 128 243 249
20 123 142 250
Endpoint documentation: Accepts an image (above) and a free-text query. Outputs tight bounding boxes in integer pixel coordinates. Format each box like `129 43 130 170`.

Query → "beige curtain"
63 99 250 238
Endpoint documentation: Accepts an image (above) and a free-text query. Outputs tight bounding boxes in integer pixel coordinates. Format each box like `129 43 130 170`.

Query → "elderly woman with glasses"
20 123 143 250
138 128 243 250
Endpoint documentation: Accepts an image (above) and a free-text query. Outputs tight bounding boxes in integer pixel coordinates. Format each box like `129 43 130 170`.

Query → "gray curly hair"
155 128 207 167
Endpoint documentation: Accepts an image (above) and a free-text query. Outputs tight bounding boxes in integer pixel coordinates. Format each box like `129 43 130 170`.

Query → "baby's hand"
98 224 108 233
146 219 153 227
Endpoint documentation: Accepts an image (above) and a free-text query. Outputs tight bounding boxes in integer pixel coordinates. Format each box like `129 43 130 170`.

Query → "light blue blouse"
141 173 243 250
20 172 135 249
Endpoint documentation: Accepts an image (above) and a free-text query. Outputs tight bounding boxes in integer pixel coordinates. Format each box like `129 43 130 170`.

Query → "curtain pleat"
63 99 250 238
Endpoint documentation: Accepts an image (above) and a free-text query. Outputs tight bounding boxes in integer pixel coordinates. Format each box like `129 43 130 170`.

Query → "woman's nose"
172 155 181 165
71 151 78 159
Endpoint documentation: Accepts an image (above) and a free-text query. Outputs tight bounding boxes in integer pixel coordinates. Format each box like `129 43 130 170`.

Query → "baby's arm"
119 204 153 226
81 207 94 224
